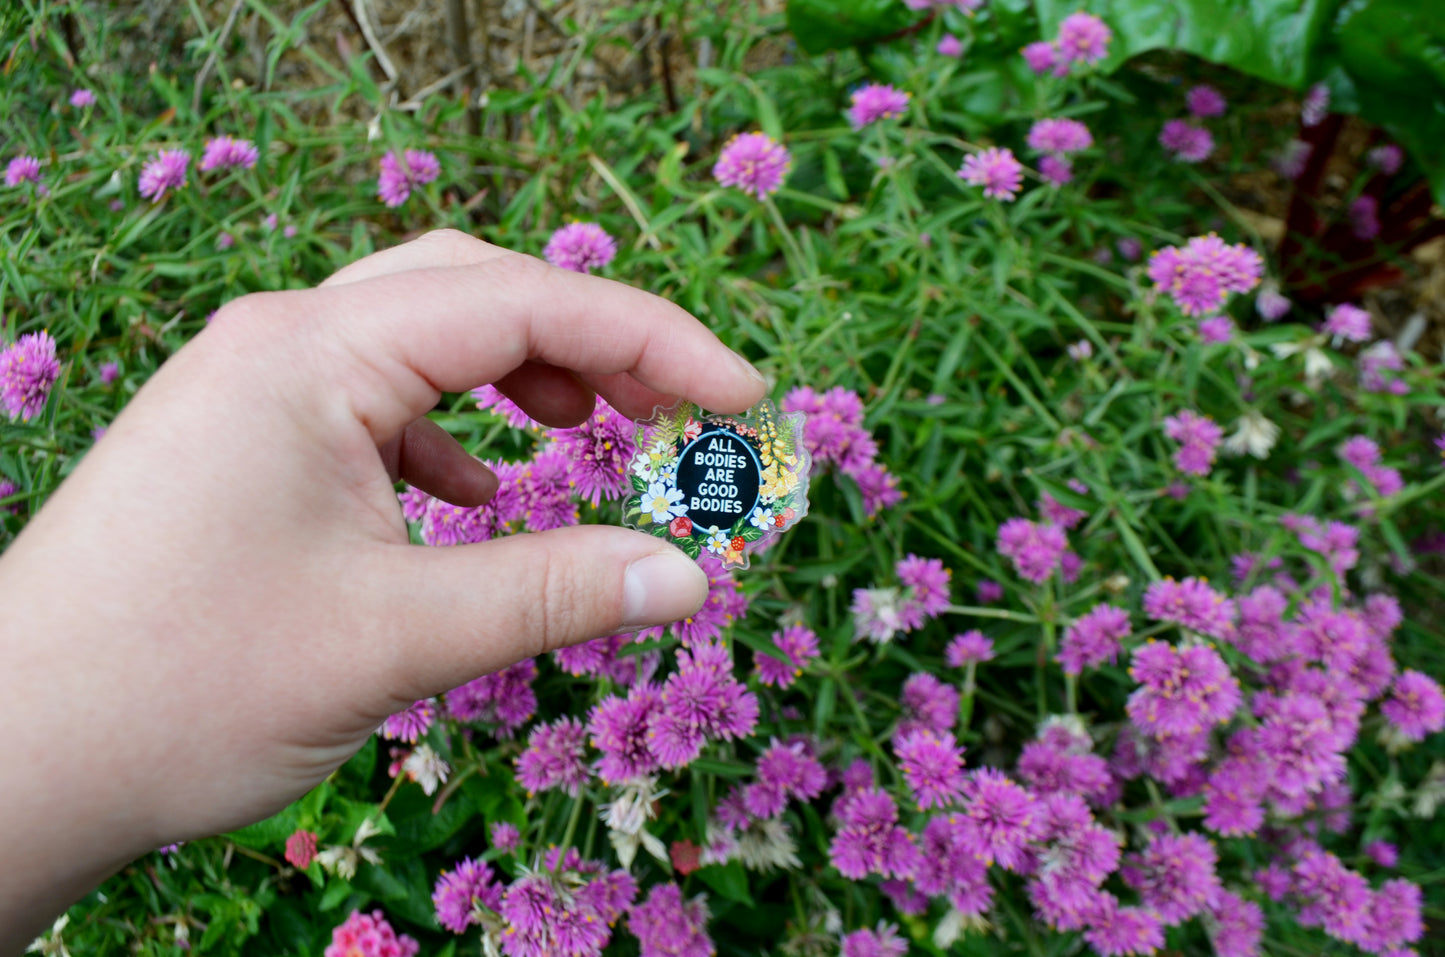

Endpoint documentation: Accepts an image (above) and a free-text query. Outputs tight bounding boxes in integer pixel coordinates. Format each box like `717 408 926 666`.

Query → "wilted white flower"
1223 410 1281 459
602 777 669 868
736 817 802 871
401 743 450 796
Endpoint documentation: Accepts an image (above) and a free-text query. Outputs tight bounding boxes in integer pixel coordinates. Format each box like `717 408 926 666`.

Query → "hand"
0 230 766 947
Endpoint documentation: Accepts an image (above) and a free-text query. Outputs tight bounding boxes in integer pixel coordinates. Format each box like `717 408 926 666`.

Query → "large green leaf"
1033 0 1340 87
786 0 923 55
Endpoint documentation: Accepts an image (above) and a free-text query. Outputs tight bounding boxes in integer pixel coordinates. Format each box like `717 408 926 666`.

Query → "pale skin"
0 230 767 950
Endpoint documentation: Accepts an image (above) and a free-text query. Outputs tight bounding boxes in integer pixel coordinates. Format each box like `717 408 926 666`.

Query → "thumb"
373 526 708 700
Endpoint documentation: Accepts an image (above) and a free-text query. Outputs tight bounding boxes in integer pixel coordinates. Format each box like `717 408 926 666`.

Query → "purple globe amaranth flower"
959 146 1024 201
1273 138 1313 178
915 815 994 917
840 923 908 957
548 397 637 505
1208 889 1263 957
755 624 819 688
1186 84 1227 117
1080 894 1164 957
1302 82 1331 127
1016 730 1112 801
1039 155 1073 185
5 155 41 188
1256 280 1292 320
1127 639 1241 737
199 135 260 172
627 882 713 957
746 738 826 817
828 786 921 880
543 222 617 273
69 88 96 108
896 553 950 624
1148 234 1263 315
377 148 440 208
1365 840 1398 868
1163 410 1224 477
416 459 524 545
1059 603 1130 674
380 698 436 743
0 331 60 422
937 34 964 57
653 641 758 768
847 83 910 129
499 864 634 957
1027 118 1093 155
98 360 120 385
1349 195 1380 240
432 857 503 933
589 684 663 784
515 716 590 796
997 516 1068 583
445 658 537 734
713 131 790 199
472 382 537 429
1367 144 1403 175
1122 831 1221 925
1038 491 1087 530
945 629 995 667
1322 302 1372 343
1022 40 1058 74
490 820 521 853
976 579 1004 603
1160 119 1215 162
898 671 959 740
894 729 966 810
138 148 189 201
1381 670 1445 742
1198 315 1235 343
781 384 880 475
517 446 580 532
957 767 1042 870
1056 12 1112 66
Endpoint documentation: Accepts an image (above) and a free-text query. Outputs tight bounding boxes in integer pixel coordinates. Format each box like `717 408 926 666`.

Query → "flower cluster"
377 148 440 207
852 553 951 642
543 222 618 273
0 331 60 422
1147 234 1264 316
782 385 899 515
714 131 791 199
1163 409 1224 476
1021 12 1112 76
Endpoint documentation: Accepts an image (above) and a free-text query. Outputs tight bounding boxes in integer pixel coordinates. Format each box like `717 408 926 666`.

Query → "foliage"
4 2 1445 956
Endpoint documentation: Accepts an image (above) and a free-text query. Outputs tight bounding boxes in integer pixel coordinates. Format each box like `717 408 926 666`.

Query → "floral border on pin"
625 400 811 569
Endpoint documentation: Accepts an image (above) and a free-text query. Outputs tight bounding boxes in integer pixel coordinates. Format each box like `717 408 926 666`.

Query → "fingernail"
731 350 766 387
623 551 708 627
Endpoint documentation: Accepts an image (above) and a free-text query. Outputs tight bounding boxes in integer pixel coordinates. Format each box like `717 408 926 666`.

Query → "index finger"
274 248 768 444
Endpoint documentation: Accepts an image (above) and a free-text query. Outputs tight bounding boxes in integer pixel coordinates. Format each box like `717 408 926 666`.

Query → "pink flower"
1302 82 1330 127
199 135 260 172
1381 670 1445 741
1366 144 1403 175
1186 85 1227 117
377 148 440 208
1323 303 1371 343
713 132 790 199
945 630 995 667
1198 315 1235 343
1027 118 1093 155
1059 603 1130 674
1160 119 1214 162
284 829 317 869
1273 138 1312 178
325 910 418 957
997 517 1067 583
432 857 503 933
138 148 189 201
380 699 436 743
1039 155 1073 185
1127 639 1242 737
894 729 966 809
1055 12 1111 66
1350 195 1380 240
1021 41 1058 74
1163 410 1224 476
515 716 590 796
1141 576 1234 639
937 34 964 57
0 331 60 422
1148 235 1262 315
847 83 910 129
627 883 713 957
69 88 96 108
543 222 617 273
959 146 1024 201
755 624 819 688
841 923 907 957
4 156 41 188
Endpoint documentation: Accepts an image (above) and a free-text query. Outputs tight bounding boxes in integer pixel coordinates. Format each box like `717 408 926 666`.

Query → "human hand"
0 230 766 946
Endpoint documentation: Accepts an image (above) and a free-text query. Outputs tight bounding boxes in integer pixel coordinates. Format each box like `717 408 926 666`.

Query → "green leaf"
785 0 923 54
318 878 356 912
696 859 756 907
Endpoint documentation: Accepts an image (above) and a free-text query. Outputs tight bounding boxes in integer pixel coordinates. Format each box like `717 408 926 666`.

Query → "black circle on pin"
673 426 762 533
